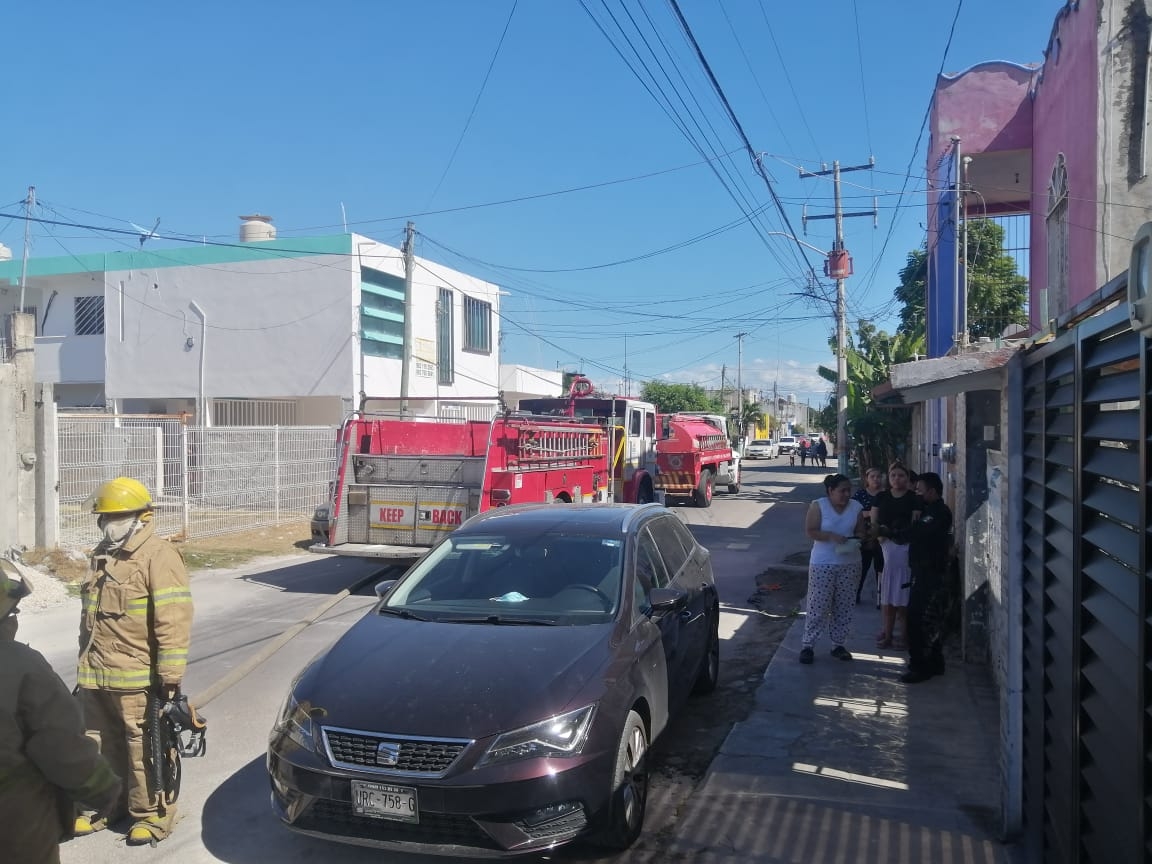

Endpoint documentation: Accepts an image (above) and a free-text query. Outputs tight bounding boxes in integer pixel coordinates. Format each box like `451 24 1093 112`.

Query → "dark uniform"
904 495 953 681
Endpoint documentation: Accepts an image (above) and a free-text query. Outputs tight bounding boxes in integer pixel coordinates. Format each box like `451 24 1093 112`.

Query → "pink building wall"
931 61 1036 159
1029 0 1099 325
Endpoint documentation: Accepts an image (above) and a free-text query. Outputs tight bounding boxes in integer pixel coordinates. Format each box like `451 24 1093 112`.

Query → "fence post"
180 425 191 538
154 426 164 495
34 383 59 548
273 425 281 524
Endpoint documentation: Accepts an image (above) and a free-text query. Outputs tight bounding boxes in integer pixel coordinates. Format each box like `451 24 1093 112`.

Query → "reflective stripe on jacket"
79 520 193 690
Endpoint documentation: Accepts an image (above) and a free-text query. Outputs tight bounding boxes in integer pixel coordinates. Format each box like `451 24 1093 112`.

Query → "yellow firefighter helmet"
0 559 31 619
85 477 154 515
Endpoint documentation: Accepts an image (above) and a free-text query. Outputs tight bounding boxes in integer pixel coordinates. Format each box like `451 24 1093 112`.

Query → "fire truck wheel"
692 471 714 508
636 480 654 505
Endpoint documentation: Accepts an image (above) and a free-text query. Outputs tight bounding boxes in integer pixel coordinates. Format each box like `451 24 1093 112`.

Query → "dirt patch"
23 520 314 584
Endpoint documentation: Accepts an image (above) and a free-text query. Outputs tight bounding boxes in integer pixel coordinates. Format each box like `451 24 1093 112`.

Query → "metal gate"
1018 302 1149 863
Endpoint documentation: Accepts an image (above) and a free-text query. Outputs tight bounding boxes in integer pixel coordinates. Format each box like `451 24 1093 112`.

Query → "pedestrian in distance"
852 467 886 606
814 438 828 468
870 461 919 651
901 472 954 684
799 439 809 467
74 477 193 846
799 473 867 664
0 559 122 864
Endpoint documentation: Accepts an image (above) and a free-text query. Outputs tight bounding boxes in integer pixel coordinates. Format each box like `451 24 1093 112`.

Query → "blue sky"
2 1 1054 406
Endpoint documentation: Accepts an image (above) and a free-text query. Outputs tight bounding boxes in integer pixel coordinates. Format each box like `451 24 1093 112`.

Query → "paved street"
21 459 818 864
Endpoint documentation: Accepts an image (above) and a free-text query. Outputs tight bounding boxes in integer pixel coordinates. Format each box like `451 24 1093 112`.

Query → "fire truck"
316 413 609 559
315 378 659 559
655 414 741 507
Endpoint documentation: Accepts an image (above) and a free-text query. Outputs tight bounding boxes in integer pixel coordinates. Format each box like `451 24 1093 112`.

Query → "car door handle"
679 609 704 624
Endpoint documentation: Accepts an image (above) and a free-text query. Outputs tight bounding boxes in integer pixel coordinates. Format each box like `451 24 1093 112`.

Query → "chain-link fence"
56 416 337 550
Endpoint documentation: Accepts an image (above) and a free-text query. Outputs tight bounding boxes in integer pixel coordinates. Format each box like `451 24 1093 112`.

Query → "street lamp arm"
762 231 830 257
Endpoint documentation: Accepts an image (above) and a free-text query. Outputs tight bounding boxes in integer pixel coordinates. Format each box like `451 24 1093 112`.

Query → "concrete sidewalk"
657 594 1020 864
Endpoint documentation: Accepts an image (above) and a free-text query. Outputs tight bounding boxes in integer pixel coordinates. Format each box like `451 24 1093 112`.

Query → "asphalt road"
19 460 823 864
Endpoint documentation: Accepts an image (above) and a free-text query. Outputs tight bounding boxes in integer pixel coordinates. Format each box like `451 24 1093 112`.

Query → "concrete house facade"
0 218 516 423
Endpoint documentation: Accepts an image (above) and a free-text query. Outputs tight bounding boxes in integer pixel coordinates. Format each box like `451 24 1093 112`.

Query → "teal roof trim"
0 234 353 282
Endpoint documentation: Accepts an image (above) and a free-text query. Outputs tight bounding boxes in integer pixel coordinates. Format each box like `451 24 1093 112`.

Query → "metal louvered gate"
1018 303 1149 863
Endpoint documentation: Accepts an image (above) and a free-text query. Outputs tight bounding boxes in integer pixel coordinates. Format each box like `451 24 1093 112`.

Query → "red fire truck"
655 414 741 507
315 378 659 559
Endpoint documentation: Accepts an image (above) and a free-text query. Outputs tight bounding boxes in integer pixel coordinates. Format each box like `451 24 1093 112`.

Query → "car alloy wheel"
693 616 720 695
595 710 649 850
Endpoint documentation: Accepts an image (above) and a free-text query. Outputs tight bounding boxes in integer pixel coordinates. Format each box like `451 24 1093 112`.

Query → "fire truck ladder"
509 423 605 469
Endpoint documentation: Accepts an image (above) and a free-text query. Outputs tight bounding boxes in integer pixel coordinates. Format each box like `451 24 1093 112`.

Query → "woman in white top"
800 473 867 664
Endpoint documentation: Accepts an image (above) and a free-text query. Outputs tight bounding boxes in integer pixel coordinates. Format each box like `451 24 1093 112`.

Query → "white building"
0 217 554 423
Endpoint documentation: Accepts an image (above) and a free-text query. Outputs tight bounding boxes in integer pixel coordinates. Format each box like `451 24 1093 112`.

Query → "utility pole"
772 379 778 438
19 186 35 316
719 364 727 406
951 136 966 350
400 220 415 419
800 158 877 475
737 334 746 414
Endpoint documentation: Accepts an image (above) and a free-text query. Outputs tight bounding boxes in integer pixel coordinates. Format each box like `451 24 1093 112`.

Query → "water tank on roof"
0 243 11 261
239 214 276 242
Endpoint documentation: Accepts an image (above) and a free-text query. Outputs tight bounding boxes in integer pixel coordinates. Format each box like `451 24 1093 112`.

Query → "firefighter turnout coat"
79 520 193 691
1 617 121 864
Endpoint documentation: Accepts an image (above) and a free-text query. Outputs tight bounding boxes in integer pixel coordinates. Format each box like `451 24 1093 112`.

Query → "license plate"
351 780 419 823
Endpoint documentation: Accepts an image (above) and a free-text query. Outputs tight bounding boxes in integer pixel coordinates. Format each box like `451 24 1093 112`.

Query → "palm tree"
737 402 765 442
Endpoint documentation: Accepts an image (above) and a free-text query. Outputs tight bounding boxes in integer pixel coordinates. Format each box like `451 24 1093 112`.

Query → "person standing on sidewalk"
0 560 122 864
870 461 919 650
75 477 193 847
852 468 885 606
799 473 867 664
901 472 954 684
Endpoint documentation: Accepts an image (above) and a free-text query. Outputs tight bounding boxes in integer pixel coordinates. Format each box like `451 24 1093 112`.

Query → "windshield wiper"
377 607 430 621
448 615 557 626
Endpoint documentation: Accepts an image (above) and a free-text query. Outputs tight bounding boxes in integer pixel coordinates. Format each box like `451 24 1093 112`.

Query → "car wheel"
693 614 720 695
691 470 713 508
593 710 649 850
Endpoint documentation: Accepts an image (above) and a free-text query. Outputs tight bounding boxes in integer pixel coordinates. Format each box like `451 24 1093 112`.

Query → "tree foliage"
895 220 1028 342
639 381 723 414
818 321 925 472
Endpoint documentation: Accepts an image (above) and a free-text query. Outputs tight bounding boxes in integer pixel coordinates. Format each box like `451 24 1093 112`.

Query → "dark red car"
267 502 719 857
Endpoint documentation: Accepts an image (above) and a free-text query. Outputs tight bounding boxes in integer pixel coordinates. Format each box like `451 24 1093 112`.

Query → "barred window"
463 295 491 354
75 295 105 336
437 288 454 385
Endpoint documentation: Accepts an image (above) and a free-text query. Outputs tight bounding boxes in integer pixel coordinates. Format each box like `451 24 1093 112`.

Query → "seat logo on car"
376 741 401 767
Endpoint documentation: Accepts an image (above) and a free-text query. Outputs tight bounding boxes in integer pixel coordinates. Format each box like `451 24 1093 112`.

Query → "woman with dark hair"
870 461 919 650
853 467 885 606
799 473 867 664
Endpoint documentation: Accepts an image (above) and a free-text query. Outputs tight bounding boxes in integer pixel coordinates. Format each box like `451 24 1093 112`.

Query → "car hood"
296 614 616 739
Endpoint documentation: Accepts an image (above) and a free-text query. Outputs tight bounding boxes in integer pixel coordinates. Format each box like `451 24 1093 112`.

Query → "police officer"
75 477 193 846
0 560 122 864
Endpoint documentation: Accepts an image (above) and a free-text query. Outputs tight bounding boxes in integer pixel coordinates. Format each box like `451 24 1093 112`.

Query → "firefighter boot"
127 816 169 846
74 815 97 836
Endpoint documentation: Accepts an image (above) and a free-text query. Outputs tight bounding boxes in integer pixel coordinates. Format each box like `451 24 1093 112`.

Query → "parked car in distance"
744 439 778 459
268 502 720 857
776 436 799 455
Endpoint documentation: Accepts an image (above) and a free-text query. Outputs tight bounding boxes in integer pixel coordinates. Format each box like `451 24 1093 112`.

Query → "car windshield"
382 528 624 624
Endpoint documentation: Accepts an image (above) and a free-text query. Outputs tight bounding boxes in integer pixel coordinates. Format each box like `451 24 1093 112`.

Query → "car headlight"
479 705 597 767
274 692 320 751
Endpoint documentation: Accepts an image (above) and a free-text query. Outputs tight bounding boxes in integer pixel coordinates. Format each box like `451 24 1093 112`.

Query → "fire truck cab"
518 377 660 506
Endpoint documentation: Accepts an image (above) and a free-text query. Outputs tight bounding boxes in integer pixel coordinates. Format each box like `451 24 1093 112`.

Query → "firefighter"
75 477 193 846
0 560 122 864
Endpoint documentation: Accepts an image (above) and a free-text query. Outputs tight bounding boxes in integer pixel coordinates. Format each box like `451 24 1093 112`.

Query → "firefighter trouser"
79 688 176 836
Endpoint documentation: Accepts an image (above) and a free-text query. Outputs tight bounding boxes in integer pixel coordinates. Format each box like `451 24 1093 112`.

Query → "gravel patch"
8 555 76 610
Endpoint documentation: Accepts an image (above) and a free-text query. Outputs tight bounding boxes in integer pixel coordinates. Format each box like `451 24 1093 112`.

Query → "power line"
666 0 824 290
426 0 519 204
851 0 875 155
755 0 823 162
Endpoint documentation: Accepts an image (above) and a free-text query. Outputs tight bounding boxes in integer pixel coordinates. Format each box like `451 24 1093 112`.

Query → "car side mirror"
648 586 688 612
374 579 398 599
